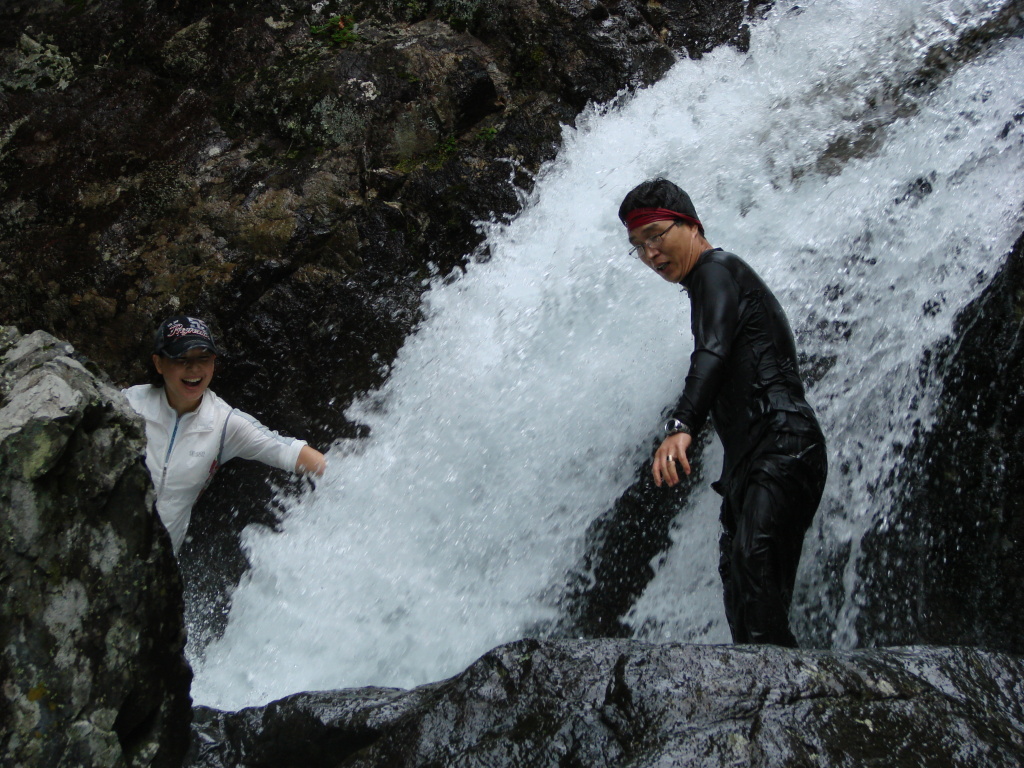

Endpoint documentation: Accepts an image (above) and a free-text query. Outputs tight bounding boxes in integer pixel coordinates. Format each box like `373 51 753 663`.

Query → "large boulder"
187 638 1024 768
0 327 192 768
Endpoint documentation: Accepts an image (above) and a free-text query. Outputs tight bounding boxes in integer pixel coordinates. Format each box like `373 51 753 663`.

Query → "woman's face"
153 348 216 414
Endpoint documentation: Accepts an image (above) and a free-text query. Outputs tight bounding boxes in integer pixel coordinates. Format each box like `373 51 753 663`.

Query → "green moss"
424 139 455 170
394 157 418 174
396 135 461 172
435 0 486 33
402 0 427 19
310 14 360 47
18 426 65 481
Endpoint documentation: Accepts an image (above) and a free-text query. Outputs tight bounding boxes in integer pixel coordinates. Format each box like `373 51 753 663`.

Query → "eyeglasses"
628 221 678 260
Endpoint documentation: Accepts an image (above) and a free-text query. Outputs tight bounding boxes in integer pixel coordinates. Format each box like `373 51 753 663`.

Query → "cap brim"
164 340 220 358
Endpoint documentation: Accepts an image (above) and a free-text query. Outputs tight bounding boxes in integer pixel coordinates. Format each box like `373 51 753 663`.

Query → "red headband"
623 207 702 232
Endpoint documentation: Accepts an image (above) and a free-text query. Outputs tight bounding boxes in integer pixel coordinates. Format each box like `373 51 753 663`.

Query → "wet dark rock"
545 418 714 640
186 639 1024 768
0 327 192 768
853 230 1024 655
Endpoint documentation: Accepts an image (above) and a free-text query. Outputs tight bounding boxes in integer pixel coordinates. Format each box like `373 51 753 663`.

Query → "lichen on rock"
0 33 77 92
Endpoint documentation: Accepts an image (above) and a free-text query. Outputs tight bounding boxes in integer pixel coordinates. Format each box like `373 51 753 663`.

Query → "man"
619 178 827 647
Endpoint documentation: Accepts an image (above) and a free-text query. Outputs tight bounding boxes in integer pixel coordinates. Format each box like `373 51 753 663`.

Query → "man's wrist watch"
664 418 691 437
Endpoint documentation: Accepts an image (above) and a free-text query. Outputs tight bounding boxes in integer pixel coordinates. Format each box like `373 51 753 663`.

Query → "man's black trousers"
717 431 828 647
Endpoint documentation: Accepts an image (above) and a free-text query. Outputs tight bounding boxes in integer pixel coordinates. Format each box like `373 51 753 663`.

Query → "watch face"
665 419 689 435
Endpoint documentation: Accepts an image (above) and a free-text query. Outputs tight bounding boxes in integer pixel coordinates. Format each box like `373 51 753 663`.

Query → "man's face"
628 220 695 283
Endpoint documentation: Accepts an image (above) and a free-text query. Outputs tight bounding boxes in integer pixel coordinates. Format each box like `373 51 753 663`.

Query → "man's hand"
653 431 692 487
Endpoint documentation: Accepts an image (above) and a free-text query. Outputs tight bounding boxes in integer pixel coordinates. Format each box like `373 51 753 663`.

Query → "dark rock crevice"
540 423 714 640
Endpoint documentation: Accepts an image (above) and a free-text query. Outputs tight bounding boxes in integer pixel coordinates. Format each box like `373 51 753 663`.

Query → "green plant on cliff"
435 0 485 33
402 0 427 19
310 14 359 46
394 135 461 173
429 136 458 169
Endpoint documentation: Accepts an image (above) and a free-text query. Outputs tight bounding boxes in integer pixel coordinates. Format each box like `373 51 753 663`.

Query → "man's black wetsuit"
672 248 827 647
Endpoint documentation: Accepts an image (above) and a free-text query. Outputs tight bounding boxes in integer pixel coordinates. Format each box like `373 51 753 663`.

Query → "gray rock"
0 327 192 768
187 638 1024 768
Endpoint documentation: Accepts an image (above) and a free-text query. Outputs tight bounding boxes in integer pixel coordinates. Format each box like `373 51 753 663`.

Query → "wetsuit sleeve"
220 409 307 472
671 261 740 432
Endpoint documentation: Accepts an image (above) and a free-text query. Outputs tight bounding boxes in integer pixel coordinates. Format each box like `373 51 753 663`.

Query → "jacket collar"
140 385 219 432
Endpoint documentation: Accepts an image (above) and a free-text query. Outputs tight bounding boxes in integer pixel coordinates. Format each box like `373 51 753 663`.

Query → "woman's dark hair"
147 358 165 388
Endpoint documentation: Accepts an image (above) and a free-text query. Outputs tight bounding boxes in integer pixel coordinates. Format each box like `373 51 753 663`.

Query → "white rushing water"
191 0 1024 709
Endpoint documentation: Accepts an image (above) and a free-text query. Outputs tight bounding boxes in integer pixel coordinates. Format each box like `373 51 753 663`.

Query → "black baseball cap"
153 316 222 358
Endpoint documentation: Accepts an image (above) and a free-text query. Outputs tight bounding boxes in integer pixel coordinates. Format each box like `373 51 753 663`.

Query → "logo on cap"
165 318 211 341
155 315 221 357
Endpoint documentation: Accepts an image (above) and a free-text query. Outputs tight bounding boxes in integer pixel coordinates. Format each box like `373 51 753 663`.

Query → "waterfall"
190 0 1024 710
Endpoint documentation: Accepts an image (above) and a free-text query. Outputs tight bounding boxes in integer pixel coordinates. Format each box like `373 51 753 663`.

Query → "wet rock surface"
545 410 715 640
0 327 191 768
854 231 1024 655
187 638 1024 768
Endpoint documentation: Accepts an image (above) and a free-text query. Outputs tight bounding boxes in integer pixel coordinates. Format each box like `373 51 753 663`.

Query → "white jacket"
123 385 306 554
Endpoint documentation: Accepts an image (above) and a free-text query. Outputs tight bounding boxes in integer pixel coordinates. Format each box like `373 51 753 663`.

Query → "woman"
123 315 326 554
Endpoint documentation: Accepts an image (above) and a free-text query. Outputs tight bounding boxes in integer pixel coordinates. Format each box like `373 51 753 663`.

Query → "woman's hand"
296 445 327 476
653 431 692 487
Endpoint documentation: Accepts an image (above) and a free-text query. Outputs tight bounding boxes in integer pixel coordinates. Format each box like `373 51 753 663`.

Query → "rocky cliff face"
0 327 192 768
0 0 760 444
187 638 1024 768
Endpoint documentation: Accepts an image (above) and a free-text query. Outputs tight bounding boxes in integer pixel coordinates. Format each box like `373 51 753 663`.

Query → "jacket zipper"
158 414 183 496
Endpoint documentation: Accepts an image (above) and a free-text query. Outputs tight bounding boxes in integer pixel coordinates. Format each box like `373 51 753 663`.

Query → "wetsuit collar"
681 247 723 288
